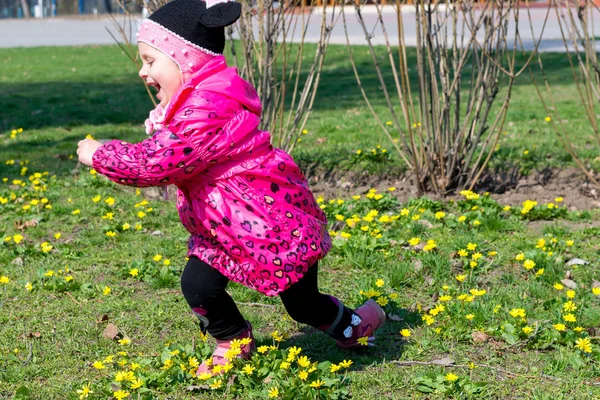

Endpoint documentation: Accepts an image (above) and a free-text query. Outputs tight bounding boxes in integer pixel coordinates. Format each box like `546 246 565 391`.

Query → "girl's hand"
77 139 102 167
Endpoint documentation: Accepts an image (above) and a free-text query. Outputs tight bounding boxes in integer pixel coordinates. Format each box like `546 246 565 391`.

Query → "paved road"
0 7 599 51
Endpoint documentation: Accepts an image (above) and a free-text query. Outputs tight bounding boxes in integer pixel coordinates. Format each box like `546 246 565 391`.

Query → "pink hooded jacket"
92 56 331 296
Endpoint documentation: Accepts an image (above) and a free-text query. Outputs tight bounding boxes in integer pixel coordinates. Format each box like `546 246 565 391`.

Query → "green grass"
1 44 597 179
2 44 600 399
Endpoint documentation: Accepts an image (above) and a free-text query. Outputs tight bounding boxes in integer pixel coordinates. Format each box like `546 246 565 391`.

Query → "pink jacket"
92 56 331 296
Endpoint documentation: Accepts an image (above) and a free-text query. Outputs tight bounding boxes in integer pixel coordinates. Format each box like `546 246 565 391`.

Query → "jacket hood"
164 55 262 121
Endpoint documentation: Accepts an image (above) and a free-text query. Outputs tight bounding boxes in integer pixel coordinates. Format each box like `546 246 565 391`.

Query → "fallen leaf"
316 137 327 144
102 323 119 340
561 279 578 289
431 357 455 366
187 385 210 391
592 280 600 289
471 331 489 343
387 314 403 322
566 258 588 267
413 259 423 272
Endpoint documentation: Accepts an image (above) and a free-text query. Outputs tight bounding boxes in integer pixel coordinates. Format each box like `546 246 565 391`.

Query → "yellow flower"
44 270 54 277
376 296 389 307
536 239 546 249
25 282 33 291
113 390 130 400
153 254 162 262
400 329 411 337
122 223 131 230
515 253 525 261
130 378 144 389
118 338 131 345
330 363 341 373
257 345 269 354
72 209 81 215
105 231 117 237
509 308 526 318
375 279 385 288
471 252 482 260
465 314 475 320
103 286 111 295
271 330 285 342
92 361 105 369
435 211 446 219
298 370 308 381
129 268 139 277
297 355 311 368
268 387 280 398
545 116 552 122
197 372 213 380
554 283 564 290
455 274 466 282
54 232 62 239
242 364 255 375
279 361 290 370
592 287 600 296
563 301 577 312
137 211 146 218
163 259 171 266
76 385 93 399
522 326 533 335
357 336 369 346
309 379 325 388
439 295 452 302
566 290 576 299
466 243 477 251
408 237 421 246
563 314 577 323
445 373 459 382
13 234 24 244
553 323 567 332
523 259 536 270
535 269 544 277
0 276 9 284
457 249 468 257
575 337 592 353
339 359 353 368
566 240 574 247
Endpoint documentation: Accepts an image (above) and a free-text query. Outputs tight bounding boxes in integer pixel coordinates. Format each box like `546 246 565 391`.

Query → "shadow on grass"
0 45 580 133
1 81 150 132
251 308 423 371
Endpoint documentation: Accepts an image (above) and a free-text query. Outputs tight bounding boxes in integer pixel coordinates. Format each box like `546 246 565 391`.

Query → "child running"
76 0 385 374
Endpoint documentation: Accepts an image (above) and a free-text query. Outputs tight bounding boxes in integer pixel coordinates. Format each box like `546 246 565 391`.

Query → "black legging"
180 256 343 340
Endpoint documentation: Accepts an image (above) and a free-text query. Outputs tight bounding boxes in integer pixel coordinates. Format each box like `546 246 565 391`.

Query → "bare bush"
342 0 544 196
529 0 600 188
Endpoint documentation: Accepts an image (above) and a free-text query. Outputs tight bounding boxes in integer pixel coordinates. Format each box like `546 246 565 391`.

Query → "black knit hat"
148 0 241 54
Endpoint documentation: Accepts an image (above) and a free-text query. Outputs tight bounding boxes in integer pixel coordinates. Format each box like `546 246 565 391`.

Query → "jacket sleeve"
92 93 262 188
91 129 205 188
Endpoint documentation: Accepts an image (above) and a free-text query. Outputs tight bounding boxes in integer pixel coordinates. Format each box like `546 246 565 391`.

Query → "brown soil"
306 166 600 211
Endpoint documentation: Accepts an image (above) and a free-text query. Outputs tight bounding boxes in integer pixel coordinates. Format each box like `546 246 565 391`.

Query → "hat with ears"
137 0 241 75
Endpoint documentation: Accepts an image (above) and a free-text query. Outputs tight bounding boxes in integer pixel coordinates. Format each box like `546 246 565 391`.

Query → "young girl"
77 0 385 374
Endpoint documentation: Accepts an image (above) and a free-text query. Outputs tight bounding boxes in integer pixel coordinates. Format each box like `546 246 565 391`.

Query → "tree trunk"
20 0 31 17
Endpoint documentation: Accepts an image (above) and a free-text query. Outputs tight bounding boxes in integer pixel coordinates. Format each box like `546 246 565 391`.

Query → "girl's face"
138 42 182 107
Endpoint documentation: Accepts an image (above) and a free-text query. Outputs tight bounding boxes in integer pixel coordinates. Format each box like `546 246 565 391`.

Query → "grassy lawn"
1 44 600 399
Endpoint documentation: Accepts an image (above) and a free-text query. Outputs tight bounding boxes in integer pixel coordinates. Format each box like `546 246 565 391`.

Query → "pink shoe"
196 322 256 375
336 299 386 349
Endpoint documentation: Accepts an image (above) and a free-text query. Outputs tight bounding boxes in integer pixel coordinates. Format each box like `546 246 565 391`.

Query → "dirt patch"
306 166 600 210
